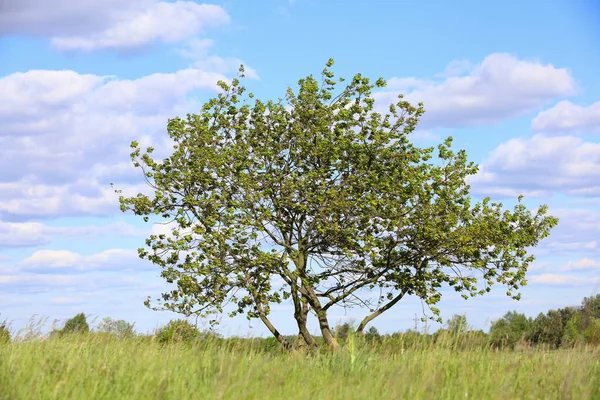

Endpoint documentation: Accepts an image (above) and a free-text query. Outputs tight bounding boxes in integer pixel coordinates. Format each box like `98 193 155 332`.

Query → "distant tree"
334 322 353 341
489 311 531 349
365 326 381 342
60 312 90 336
446 314 469 335
528 309 566 348
561 312 584 347
116 59 558 351
583 317 600 345
581 295 600 319
96 317 136 339
156 319 200 344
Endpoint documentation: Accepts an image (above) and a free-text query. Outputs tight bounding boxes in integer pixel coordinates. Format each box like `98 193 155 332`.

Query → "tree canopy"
116 59 558 351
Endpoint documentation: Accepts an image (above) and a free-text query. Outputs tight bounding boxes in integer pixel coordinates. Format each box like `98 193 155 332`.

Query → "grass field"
1 333 599 400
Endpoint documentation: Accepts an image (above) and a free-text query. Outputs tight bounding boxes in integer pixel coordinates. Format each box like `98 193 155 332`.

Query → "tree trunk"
292 287 318 351
246 275 292 351
257 306 292 350
293 251 338 350
315 308 339 349
305 286 339 350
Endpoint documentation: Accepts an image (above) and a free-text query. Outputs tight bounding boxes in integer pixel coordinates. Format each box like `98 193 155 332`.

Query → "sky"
1 0 600 338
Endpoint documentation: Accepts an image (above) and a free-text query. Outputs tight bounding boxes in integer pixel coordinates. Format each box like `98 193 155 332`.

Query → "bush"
0 320 10 344
63 312 90 334
51 313 90 338
155 319 200 344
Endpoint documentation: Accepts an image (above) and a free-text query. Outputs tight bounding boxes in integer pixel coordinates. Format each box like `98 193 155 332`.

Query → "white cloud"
0 272 143 295
18 248 147 274
0 220 147 249
410 130 440 142
470 135 600 197
50 297 86 305
0 0 154 36
534 208 600 258
375 53 575 129
560 258 600 271
1 1 230 51
0 180 152 220
433 59 473 78
543 240 598 254
177 38 260 79
51 2 229 51
0 66 231 220
532 100 600 134
529 274 593 286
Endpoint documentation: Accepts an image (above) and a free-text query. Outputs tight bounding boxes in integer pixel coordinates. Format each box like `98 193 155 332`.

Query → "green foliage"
583 317 600 345
364 326 381 342
0 319 10 344
489 311 532 349
562 312 584 348
529 308 574 349
334 322 353 341
582 294 600 319
155 319 200 344
116 59 559 350
96 317 136 339
446 314 469 335
60 312 90 336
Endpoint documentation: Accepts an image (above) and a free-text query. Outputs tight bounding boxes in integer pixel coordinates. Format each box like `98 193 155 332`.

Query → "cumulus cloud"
0 65 231 220
375 53 575 129
529 274 595 286
1 0 230 51
0 220 147 249
53 2 229 51
470 135 600 197
18 248 148 274
177 38 260 79
0 272 142 295
0 0 151 36
0 181 153 220
532 100 600 134
560 258 600 271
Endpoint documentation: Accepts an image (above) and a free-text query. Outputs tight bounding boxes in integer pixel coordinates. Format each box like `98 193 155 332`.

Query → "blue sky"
1 0 600 337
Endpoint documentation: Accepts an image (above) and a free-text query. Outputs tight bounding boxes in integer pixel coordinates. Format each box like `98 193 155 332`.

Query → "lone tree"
115 59 558 351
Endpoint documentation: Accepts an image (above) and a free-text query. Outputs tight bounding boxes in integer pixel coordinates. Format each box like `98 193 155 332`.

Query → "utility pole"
413 313 419 331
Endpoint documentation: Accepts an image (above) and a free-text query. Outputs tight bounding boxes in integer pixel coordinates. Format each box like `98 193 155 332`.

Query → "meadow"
1 331 599 400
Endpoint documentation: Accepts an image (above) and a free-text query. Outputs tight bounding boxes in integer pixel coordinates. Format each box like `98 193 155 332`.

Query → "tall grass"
1 331 599 400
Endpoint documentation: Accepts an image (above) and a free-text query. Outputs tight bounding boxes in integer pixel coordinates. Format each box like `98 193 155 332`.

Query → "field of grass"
1 333 599 400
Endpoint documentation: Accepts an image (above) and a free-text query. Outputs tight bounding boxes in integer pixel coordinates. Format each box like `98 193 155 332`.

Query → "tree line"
2 294 598 350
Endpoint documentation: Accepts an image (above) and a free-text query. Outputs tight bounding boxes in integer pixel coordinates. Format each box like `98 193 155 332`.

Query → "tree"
583 317 600 345
562 312 583 347
364 326 381 342
334 322 353 342
489 311 532 349
60 312 90 336
96 317 136 339
116 59 559 351
446 314 469 335
529 309 566 348
155 319 200 344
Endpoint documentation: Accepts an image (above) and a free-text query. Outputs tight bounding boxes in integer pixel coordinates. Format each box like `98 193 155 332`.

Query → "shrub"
52 312 90 337
0 320 10 344
155 319 200 344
